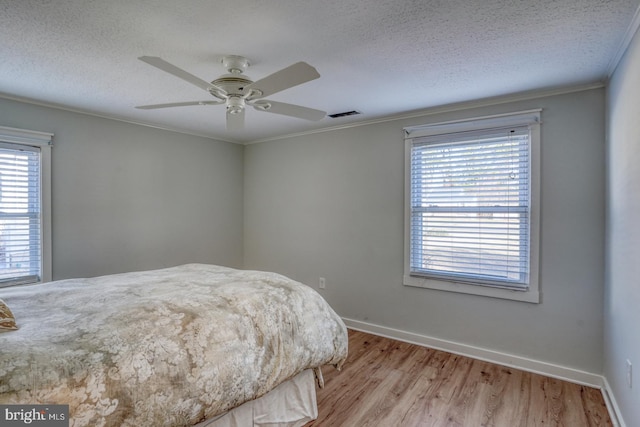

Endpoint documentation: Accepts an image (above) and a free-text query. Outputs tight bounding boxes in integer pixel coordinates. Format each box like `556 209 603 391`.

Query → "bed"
0 264 348 426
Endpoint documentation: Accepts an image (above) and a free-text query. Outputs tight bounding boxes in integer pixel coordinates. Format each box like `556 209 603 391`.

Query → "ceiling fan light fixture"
227 96 245 115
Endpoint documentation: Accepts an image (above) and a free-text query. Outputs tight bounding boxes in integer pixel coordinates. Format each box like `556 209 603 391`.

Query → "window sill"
403 274 540 303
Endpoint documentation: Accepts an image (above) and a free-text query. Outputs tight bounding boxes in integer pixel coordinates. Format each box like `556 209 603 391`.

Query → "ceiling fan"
136 55 326 131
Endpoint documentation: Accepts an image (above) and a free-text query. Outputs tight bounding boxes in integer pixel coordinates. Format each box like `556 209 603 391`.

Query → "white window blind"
0 125 52 287
409 125 531 289
0 142 42 286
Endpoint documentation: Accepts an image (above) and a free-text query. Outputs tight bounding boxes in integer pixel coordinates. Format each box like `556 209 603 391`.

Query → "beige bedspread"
0 264 348 427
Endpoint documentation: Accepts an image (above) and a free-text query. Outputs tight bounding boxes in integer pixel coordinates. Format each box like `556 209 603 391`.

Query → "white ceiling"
1 0 638 144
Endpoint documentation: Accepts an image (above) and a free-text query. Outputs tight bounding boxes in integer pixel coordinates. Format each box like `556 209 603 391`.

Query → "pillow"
0 298 18 331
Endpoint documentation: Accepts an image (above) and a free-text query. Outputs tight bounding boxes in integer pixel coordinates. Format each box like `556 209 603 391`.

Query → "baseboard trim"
601 376 626 427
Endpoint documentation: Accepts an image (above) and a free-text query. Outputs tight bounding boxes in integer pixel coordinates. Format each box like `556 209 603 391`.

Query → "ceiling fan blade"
138 56 224 93
226 108 245 131
252 100 326 121
135 100 223 110
244 62 320 98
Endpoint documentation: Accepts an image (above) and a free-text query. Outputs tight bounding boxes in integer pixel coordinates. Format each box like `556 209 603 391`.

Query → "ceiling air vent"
328 110 361 118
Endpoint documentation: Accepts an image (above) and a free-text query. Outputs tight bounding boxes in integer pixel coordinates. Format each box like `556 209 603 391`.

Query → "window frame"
403 110 541 303
0 125 52 286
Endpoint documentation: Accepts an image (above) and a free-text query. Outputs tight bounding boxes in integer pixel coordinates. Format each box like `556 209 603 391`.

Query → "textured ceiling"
1 0 638 143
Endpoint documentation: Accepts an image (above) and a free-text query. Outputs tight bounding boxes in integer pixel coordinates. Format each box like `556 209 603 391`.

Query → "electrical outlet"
319 277 326 289
627 359 632 389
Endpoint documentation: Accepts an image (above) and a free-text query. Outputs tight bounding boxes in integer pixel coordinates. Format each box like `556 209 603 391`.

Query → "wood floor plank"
339 369 404 426
307 329 612 426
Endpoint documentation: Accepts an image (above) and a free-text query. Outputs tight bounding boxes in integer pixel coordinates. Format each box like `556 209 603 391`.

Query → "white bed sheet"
196 369 317 427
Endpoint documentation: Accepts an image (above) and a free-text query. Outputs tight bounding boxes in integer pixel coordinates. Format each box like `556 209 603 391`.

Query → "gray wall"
244 88 606 373
0 98 244 280
605 25 640 427
0 81 612 395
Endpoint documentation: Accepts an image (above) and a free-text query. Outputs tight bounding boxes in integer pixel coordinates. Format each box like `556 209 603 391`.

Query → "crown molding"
245 82 605 145
606 3 640 78
1 81 606 147
0 92 238 144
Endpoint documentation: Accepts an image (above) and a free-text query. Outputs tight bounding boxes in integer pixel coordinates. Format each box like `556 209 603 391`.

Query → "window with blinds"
403 110 540 301
410 126 530 288
0 142 43 286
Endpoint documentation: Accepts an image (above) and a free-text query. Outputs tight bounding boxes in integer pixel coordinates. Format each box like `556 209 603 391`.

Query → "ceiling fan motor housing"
210 55 254 98
211 75 253 97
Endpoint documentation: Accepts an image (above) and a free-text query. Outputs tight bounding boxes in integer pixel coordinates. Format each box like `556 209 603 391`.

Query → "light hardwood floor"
306 329 612 426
